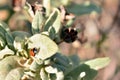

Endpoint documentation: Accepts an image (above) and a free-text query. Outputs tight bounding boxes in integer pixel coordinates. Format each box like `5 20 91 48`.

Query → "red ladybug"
29 48 38 56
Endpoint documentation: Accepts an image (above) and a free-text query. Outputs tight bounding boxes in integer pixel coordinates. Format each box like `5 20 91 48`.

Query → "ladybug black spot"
33 47 38 54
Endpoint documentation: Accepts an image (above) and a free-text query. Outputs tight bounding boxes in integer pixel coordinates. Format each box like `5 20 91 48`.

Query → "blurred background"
0 0 120 80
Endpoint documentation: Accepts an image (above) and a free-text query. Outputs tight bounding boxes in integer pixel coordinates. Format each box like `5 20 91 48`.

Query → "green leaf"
0 20 10 32
0 21 10 38
40 68 49 80
0 23 8 49
49 26 56 40
5 68 24 80
32 10 45 34
56 71 64 80
5 33 14 50
52 53 71 68
45 65 58 74
24 59 43 80
0 36 6 49
45 63 67 74
0 21 14 50
85 57 110 70
0 46 14 60
43 0 51 17
30 59 43 72
66 2 102 15
49 74 56 80
28 34 58 60
11 31 31 39
45 65 64 80
41 31 49 36
0 25 7 38
54 34 61 44
51 0 70 7
69 55 80 66
52 9 61 33
13 37 24 51
12 31 31 52
44 8 61 33
65 64 97 80
0 56 22 80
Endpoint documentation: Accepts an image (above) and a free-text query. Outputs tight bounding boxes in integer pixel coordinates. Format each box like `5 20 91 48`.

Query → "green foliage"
85 57 110 70
5 33 14 50
11 31 31 39
66 2 102 15
65 64 97 80
32 10 45 34
51 0 70 7
43 0 51 16
0 21 14 50
0 46 14 60
0 52 110 80
0 1 109 80
49 26 56 40
0 56 24 80
44 8 61 33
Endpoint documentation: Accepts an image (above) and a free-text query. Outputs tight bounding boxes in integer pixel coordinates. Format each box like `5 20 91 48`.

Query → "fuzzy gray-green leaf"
0 46 14 60
65 64 97 80
40 68 49 80
0 56 22 80
44 8 61 33
0 36 6 49
11 31 31 39
32 10 44 34
51 0 70 7
5 68 24 80
66 2 101 15
5 33 14 50
28 34 58 60
49 26 56 40
69 55 80 66
85 57 110 70
0 20 10 32
0 24 8 40
43 0 51 17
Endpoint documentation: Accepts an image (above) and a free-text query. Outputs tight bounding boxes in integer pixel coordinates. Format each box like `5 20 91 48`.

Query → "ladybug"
60 27 78 43
29 48 39 56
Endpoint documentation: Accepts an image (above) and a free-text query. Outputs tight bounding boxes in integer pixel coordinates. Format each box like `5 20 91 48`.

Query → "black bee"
60 27 78 43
